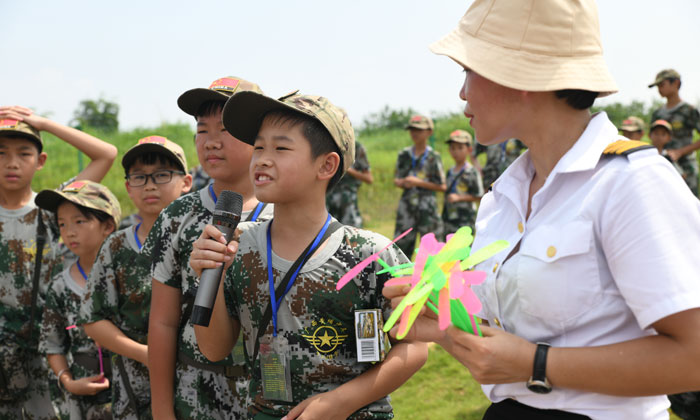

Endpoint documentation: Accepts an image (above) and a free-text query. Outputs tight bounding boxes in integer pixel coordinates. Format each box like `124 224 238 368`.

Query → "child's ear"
37 152 48 170
180 174 193 194
317 152 341 182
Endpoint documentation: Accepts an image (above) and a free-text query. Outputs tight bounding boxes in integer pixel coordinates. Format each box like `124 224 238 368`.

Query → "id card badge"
354 309 392 363
231 330 246 365
259 336 293 402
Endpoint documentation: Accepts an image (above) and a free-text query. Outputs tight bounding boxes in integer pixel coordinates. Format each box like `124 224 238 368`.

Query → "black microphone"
191 190 243 327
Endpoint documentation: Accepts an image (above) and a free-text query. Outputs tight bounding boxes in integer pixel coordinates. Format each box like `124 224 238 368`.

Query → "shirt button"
494 317 502 327
492 263 499 273
518 222 524 233
547 246 557 258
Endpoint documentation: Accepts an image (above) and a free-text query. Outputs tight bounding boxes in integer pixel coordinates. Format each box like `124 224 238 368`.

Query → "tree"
71 98 119 132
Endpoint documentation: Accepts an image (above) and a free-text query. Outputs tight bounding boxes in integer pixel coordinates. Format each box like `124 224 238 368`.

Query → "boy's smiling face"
251 117 321 204
0 136 46 192
195 111 253 185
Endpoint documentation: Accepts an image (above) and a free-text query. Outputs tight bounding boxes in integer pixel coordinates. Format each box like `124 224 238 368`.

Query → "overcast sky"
3 0 699 131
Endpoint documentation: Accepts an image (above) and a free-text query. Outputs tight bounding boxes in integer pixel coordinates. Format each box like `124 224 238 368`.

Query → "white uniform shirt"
471 112 700 420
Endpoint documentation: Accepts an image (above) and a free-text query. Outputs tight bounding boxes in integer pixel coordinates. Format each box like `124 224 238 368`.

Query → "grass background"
31 107 685 419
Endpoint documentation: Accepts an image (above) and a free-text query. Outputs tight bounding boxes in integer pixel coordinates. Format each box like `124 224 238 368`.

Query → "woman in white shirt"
384 1 700 419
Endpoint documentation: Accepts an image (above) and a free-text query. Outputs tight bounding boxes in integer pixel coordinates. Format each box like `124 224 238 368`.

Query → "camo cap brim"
178 76 263 116
122 135 188 173
35 180 122 226
222 90 356 173
0 119 43 152
648 69 681 88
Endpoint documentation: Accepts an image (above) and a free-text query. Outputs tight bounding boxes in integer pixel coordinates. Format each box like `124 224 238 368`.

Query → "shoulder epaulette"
602 140 655 156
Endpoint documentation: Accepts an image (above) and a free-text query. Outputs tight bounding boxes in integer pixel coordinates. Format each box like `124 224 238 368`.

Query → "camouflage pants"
175 361 248 420
327 191 363 228
0 353 57 420
669 391 700 420
677 154 699 196
112 355 151 420
394 193 442 259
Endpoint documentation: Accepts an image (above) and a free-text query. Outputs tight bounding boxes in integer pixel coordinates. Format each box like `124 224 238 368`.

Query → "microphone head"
216 190 243 216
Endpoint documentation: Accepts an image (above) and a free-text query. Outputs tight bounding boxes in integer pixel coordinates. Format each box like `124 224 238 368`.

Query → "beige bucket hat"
430 0 618 96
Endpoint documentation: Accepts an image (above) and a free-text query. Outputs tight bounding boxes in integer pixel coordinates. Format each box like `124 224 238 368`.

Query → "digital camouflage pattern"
223 220 409 419
121 135 188 174
39 265 111 419
0 197 63 418
143 188 273 419
35 180 122 228
651 102 700 195
480 138 526 190
111 355 151 420
394 146 446 258
79 227 151 419
327 142 370 227
189 164 212 192
442 162 483 237
0 118 43 152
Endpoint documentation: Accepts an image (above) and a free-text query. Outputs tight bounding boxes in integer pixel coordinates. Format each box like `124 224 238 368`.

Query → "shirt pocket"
516 220 602 325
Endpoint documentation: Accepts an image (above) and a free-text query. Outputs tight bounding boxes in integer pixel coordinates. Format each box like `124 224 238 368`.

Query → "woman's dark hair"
262 109 344 190
554 89 599 110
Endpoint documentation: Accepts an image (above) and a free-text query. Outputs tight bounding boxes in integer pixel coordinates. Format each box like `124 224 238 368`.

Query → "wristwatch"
526 342 552 394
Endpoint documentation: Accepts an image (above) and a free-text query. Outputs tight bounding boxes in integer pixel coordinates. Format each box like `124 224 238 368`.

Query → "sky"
3 0 699 131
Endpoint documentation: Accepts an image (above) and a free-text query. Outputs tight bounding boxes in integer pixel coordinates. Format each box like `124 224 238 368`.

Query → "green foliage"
359 105 419 134
71 98 120 132
592 99 664 129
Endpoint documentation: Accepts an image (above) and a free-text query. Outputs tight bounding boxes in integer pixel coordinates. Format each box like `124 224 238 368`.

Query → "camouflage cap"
0 119 43 152
619 116 645 132
648 69 681 88
121 135 188 173
405 115 434 130
650 119 673 133
445 129 473 145
35 180 122 226
221 90 356 173
177 76 263 116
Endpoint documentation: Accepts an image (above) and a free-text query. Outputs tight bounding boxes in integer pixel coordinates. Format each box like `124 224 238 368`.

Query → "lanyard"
266 213 332 336
250 202 264 222
447 164 468 194
76 260 88 281
134 223 143 250
208 183 217 204
411 147 429 172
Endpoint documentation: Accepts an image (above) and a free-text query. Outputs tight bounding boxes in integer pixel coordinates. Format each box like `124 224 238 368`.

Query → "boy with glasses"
80 136 192 419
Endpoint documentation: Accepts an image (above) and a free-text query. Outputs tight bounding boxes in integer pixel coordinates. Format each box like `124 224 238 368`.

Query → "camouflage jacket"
651 102 700 166
0 195 64 352
143 188 273 365
189 164 212 192
481 139 526 189
332 142 370 194
79 226 151 342
224 220 408 419
327 142 370 227
395 146 446 198
442 163 484 228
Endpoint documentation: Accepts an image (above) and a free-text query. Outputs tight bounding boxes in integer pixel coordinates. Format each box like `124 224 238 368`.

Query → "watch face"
527 379 552 394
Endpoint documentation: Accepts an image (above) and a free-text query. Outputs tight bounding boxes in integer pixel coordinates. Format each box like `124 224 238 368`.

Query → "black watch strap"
533 342 550 380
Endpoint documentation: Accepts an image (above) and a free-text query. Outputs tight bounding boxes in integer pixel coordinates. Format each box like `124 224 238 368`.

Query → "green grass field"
32 116 683 420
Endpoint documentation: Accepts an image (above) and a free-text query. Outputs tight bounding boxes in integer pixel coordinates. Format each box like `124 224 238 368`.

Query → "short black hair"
650 125 672 135
0 134 41 153
262 109 343 190
55 200 114 228
667 78 682 89
554 89 599 110
195 100 226 119
124 151 182 174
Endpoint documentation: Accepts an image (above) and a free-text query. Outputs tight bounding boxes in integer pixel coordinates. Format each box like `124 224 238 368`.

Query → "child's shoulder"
340 225 403 260
397 146 413 156
161 189 205 218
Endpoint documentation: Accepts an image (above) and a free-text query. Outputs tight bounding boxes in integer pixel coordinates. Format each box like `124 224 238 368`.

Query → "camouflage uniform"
0 200 62 419
223 220 409 419
651 102 700 195
479 138 525 190
144 188 273 420
40 265 111 420
189 165 212 192
393 146 445 258
79 227 152 420
327 142 370 227
442 162 483 237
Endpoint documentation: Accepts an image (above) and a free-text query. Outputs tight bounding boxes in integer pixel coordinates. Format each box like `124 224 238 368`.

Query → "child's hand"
0 105 48 130
667 148 682 162
189 224 239 276
64 373 110 396
403 175 421 188
393 178 405 188
282 391 351 420
446 193 461 203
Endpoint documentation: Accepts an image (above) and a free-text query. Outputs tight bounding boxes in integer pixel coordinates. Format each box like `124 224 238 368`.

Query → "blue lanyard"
134 222 143 250
76 260 88 281
448 164 468 194
266 213 332 336
411 147 429 172
208 184 217 204
250 202 264 222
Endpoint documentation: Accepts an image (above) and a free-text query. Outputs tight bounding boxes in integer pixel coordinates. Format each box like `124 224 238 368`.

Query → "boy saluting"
190 91 428 420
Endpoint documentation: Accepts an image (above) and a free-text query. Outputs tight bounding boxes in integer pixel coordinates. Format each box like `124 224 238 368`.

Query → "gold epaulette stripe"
603 140 655 156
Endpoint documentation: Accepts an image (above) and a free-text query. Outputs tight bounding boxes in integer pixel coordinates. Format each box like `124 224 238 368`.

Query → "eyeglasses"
125 170 185 187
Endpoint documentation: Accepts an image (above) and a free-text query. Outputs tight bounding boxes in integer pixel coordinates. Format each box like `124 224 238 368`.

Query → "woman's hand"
189 224 239 277
382 284 447 343
64 373 110 396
